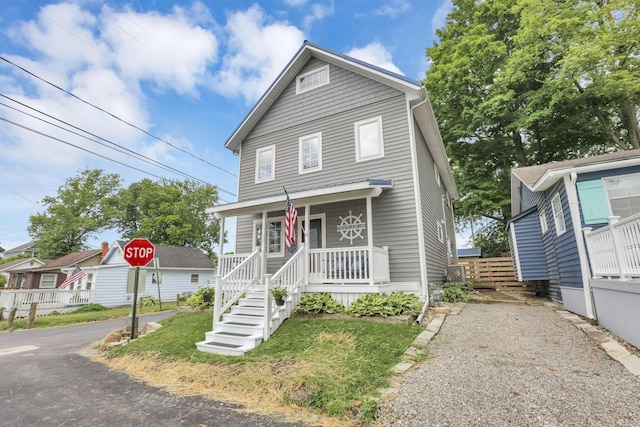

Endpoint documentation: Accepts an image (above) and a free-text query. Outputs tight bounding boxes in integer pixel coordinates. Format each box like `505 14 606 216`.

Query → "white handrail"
307 246 390 284
263 244 305 340
584 213 640 278
213 249 260 327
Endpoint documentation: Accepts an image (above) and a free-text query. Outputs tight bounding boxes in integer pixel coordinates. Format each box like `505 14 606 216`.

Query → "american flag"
285 194 298 252
59 267 85 289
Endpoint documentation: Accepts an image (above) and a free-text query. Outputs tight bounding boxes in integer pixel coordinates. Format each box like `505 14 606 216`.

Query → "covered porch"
209 179 394 288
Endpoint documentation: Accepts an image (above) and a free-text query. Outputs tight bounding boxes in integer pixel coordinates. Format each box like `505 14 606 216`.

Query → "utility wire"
0 115 229 203
0 55 238 178
0 94 236 197
0 183 39 205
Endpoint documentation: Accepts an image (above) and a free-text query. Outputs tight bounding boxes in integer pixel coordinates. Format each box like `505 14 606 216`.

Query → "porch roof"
207 179 393 218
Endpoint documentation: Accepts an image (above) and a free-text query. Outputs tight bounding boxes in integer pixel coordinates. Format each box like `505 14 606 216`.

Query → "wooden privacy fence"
452 257 529 290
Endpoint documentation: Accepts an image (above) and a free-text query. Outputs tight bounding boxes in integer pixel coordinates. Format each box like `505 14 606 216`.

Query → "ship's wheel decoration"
337 210 366 245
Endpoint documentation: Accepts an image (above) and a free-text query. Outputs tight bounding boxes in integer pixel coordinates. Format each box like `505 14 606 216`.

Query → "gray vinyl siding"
415 120 451 284
234 57 422 283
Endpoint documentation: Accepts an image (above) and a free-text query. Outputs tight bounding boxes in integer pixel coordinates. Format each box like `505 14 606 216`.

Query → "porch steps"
196 289 277 356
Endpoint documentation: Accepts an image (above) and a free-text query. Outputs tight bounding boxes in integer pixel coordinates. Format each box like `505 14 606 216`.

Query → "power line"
0 183 39 205
0 55 238 178
0 94 236 197
0 115 231 203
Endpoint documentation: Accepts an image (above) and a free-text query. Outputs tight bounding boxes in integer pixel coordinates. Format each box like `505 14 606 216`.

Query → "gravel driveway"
376 303 640 426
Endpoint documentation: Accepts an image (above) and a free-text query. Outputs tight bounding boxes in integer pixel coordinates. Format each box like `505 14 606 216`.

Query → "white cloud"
101 4 219 95
303 2 335 30
213 5 305 102
284 0 308 5
374 0 411 17
432 0 453 34
346 42 403 75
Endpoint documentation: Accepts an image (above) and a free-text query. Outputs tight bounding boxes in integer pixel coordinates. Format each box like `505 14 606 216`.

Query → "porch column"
304 204 310 291
261 210 268 281
218 216 225 263
366 195 374 286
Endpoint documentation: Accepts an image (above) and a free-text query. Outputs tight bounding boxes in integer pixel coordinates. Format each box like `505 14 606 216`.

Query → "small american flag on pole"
60 267 85 289
285 193 298 253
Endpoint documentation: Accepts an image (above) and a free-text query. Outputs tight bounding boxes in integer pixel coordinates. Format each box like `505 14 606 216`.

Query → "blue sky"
0 0 455 253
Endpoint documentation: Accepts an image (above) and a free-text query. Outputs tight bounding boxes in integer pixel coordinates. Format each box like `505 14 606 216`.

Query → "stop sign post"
124 239 155 339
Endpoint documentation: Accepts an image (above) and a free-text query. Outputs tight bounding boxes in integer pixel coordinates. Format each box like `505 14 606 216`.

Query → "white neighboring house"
67 241 216 307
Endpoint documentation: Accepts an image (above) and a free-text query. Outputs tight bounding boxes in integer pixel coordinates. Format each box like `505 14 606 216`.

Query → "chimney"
100 241 109 262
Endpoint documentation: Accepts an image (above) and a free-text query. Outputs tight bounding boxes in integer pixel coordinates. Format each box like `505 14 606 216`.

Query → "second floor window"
299 132 322 174
296 65 329 94
355 116 384 162
255 145 275 183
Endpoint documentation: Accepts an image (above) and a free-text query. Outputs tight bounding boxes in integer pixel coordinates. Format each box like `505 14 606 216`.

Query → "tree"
425 0 637 253
28 169 122 258
115 179 221 260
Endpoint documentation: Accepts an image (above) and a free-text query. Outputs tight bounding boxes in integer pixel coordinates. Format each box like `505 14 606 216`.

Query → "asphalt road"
0 312 311 427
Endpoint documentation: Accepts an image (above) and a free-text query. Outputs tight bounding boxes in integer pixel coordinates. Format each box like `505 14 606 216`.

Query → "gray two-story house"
199 42 457 355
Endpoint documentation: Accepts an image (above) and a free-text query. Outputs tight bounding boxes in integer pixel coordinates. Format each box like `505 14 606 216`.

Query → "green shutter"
576 180 611 225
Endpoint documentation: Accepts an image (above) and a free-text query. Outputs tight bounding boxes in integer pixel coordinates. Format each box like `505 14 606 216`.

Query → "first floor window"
41 273 57 288
539 210 548 234
355 116 384 162
191 274 199 283
437 222 444 243
254 218 284 257
551 193 566 236
85 273 93 290
255 145 275 183
604 173 640 219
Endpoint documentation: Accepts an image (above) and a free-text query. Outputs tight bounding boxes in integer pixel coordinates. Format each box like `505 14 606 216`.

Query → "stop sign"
123 238 155 267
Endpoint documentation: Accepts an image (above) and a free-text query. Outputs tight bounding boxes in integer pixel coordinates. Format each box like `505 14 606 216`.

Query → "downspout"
409 98 430 302
441 195 451 261
565 173 595 319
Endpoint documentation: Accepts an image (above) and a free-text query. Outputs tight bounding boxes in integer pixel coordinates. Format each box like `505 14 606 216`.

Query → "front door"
301 214 325 249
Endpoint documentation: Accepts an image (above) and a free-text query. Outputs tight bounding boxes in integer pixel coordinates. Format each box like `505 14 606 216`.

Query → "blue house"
509 149 640 348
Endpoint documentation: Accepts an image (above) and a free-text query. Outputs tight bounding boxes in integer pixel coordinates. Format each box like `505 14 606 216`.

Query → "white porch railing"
213 249 261 327
263 244 305 340
0 289 94 318
218 253 252 277
308 246 390 284
584 214 640 279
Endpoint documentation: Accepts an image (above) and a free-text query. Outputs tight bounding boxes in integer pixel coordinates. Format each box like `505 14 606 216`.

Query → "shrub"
187 285 215 309
295 293 345 314
347 292 422 317
140 296 159 306
440 282 473 302
74 303 108 313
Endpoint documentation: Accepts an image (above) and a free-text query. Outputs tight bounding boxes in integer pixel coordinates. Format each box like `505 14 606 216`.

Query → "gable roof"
0 257 46 272
511 149 640 216
3 241 37 254
224 41 425 155
221 41 458 199
39 250 102 270
106 241 214 269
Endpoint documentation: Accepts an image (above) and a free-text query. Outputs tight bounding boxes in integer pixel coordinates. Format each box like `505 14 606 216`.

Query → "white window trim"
253 217 285 258
255 145 276 183
40 273 57 288
551 193 567 236
603 172 640 219
190 274 199 283
435 163 441 187
298 132 323 174
296 64 330 94
437 221 444 243
539 210 548 234
354 116 385 162
298 213 327 248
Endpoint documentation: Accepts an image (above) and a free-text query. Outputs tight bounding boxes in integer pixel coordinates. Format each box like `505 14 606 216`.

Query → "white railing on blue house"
584 213 640 279
263 244 305 340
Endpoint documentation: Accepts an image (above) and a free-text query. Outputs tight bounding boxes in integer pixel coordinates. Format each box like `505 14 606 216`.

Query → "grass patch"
0 302 178 331
103 312 423 424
